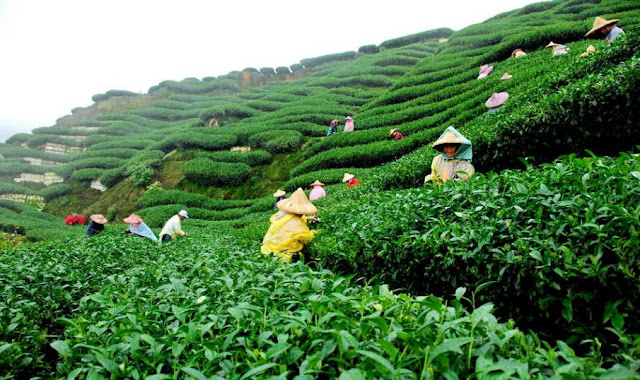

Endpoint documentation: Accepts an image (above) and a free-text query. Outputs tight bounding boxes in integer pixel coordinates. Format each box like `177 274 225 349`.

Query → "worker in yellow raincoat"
261 188 318 263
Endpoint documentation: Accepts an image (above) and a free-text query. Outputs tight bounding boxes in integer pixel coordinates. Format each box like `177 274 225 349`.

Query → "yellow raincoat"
261 212 316 262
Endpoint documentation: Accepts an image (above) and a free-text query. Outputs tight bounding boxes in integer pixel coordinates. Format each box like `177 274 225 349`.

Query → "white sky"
0 0 545 142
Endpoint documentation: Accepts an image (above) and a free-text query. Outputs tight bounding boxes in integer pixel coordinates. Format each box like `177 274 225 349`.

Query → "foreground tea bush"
310 153 640 351
1 234 636 378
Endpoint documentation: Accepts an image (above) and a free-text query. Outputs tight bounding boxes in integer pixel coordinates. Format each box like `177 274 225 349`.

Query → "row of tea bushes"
2 232 637 378
310 152 640 351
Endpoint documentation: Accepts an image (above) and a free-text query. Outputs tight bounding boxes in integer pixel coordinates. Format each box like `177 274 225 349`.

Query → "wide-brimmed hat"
345 116 353 121
545 41 559 48
123 214 143 224
178 210 189 218
310 180 325 187
90 214 108 224
432 131 463 148
581 45 597 57
276 188 317 215
511 48 526 58
485 92 509 108
477 64 494 79
273 189 286 197
500 72 513 80
586 16 619 37
342 173 355 182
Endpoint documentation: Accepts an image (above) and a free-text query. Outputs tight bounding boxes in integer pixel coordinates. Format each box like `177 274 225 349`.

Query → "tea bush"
310 153 640 349
194 150 272 166
2 233 637 378
182 158 251 186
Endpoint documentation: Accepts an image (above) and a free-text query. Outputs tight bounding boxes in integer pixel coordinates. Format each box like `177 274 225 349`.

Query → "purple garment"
309 186 326 201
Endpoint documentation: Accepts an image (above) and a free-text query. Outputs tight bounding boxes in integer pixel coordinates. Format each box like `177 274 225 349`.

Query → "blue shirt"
606 26 624 43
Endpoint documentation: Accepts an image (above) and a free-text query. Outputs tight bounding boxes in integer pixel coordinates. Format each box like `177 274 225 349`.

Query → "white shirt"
160 215 186 239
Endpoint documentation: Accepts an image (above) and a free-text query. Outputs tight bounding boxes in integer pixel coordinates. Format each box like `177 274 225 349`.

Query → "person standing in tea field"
326 119 339 136
343 116 355 132
342 173 360 188
64 212 86 225
424 126 475 184
545 41 570 55
159 210 189 243
390 129 406 140
309 180 326 201
123 214 158 242
261 188 318 263
273 189 286 209
586 17 624 43
84 214 107 238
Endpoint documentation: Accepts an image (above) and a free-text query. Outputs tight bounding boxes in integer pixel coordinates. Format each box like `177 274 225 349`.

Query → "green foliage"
358 44 380 54
290 63 304 72
1 233 635 378
275 66 291 74
311 153 640 348
182 158 251 186
91 89 139 102
56 157 126 179
300 51 357 68
69 168 102 181
194 149 272 166
248 130 303 154
379 27 454 48
136 189 251 210
259 67 276 75
99 167 127 188
174 132 237 151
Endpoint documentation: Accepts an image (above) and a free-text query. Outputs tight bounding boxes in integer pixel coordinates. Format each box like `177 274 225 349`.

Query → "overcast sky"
0 0 545 142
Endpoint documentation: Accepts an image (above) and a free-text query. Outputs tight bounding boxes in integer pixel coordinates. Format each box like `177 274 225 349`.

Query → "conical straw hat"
485 92 509 108
273 189 286 197
123 214 143 224
342 173 355 182
511 49 526 58
585 16 619 36
545 41 558 48
500 72 513 80
389 129 397 135
477 65 494 79
90 214 108 224
276 188 317 215
309 180 325 187
432 131 463 148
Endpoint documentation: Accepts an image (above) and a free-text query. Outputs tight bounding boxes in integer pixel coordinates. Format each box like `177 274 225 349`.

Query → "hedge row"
194 150 272 166
379 27 454 49
300 51 357 68
136 189 252 211
248 130 303 154
137 204 250 228
182 158 251 186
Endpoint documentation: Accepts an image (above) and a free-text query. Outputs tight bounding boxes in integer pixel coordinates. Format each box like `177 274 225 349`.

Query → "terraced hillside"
2 0 640 377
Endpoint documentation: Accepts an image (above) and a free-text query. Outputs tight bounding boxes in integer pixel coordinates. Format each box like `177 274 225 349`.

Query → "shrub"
358 44 379 54
69 168 102 181
259 67 276 75
194 150 272 166
379 28 454 48
91 89 139 102
174 132 237 151
248 130 303 153
275 66 291 74
290 63 304 72
182 158 251 186
300 51 357 68
99 166 127 188
136 189 251 210
39 184 72 200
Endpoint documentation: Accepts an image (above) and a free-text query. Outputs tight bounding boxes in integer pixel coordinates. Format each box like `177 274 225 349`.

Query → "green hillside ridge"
2 0 640 377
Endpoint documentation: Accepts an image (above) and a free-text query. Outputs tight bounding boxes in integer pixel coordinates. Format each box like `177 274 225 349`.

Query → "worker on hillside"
511 48 527 58
326 119 339 136
273 189 286 209
424 126 475 184
342 173 360 188
309 180 326 201
64 212 86 225
485 92 509 112
477 64 494 79
545 41 569 55
343 116 355 132
390 129 406 140
84 214 107 238
586 17 624 43
261 188 318 263
159 210 189 243
123 214 158 242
